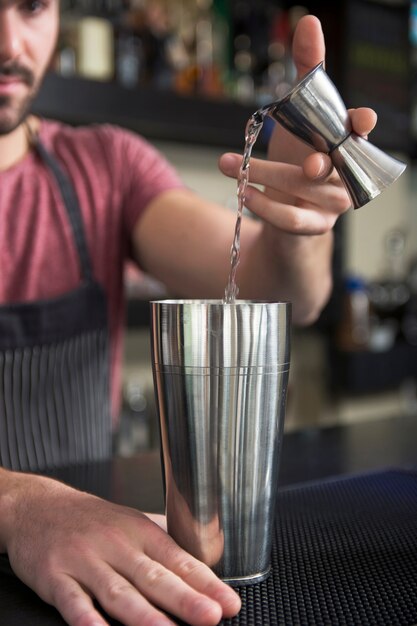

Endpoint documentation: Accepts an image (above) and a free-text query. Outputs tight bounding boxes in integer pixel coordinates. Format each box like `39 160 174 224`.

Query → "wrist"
0 467 23 552
262 224 334 325
0 469 55 553
263 221 333 264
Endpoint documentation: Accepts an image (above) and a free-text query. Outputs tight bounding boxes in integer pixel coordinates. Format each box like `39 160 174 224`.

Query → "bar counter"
1 414 417 625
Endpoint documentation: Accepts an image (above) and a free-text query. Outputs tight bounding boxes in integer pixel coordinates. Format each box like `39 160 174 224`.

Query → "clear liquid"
224 109 268 304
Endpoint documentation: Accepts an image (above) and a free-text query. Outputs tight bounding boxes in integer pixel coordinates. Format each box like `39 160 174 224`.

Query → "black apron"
0 137 112 472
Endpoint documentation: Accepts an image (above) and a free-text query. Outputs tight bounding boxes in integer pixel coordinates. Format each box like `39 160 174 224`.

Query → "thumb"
292 15 325 79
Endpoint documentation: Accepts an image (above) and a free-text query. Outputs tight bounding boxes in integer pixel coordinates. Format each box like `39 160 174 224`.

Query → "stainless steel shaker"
150 300 291 585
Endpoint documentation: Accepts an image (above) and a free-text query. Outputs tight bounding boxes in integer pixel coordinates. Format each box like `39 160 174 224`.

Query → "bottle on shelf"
336 275 371 352
55 0 313 107
77 16 115 81
367 229 410 352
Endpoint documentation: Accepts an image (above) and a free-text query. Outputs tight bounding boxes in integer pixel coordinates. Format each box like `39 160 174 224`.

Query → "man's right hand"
0 469 241 626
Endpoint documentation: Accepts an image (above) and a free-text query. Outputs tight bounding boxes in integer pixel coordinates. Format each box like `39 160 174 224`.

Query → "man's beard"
0 61 37 135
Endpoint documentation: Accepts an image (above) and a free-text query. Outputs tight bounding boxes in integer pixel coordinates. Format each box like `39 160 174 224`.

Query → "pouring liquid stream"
224 109 268 304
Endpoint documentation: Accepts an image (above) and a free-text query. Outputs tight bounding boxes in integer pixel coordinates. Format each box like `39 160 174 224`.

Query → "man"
0 1 376 625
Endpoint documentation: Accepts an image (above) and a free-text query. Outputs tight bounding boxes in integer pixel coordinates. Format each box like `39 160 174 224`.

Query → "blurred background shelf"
31 0 417 156
32 72 265 150
329 342 417 395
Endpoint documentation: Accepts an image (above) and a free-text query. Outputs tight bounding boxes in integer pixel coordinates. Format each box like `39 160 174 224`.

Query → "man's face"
0 0 59 135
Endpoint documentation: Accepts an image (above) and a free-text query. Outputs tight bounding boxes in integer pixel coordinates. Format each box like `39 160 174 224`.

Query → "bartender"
0 3 376 626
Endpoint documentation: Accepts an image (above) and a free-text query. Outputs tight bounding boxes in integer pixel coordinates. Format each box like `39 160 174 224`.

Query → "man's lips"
0 76 25 93
0 63 34 89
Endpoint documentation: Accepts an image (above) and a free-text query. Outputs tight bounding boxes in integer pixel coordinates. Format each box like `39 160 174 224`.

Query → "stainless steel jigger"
263 62 406 209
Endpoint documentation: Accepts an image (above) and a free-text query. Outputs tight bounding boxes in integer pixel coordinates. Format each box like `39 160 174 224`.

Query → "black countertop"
48 414 417 513
1 414 417 625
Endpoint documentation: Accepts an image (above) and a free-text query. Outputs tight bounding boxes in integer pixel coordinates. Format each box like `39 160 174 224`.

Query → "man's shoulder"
36 119 182 194
38 119 156 181
39 119 141 151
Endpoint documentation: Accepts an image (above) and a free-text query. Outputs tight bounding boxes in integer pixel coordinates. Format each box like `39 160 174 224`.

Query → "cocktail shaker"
150 299 291 585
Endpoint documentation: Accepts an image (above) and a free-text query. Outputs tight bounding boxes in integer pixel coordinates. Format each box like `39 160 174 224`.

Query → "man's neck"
0 119 35 172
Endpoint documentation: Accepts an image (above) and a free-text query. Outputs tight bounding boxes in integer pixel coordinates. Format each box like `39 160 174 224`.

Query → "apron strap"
34 139 94 283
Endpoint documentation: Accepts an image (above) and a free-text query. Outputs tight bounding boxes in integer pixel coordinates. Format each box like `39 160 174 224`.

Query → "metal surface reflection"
263 62 406 209
151 300 291 584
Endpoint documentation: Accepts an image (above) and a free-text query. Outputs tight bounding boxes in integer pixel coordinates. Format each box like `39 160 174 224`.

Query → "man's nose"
0 11 24 62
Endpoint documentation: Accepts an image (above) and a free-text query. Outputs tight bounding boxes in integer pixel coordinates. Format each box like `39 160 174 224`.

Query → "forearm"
0 466 23 552
238 221 334 325
236 125 335 324
0 467 58 552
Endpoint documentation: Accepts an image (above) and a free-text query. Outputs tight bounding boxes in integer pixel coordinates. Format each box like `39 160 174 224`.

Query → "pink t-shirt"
0 119 184 422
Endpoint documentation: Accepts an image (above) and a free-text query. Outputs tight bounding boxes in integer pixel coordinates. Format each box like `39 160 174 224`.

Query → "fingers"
218 152 242 178
302 153 333 180
66 522 239 626
243 186 338 235
49 573 110 626
128 554 224 625
219 153 348 212
80 554 224 626
300 108 378 180
77 560 179 626
349 107 378 137
146 532 241 618
292 15 325 78
219 151 348 234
